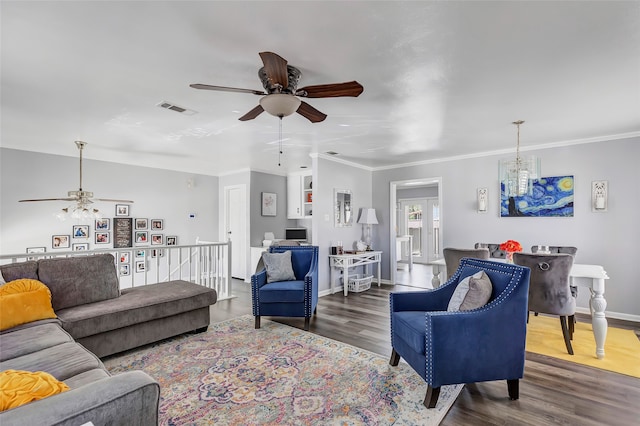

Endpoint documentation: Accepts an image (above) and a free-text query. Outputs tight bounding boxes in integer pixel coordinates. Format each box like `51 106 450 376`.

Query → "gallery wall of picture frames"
31 205 179 275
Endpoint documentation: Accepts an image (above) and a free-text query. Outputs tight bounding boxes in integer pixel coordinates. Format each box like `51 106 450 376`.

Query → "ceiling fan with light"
19 141 134 219
190 51 364 122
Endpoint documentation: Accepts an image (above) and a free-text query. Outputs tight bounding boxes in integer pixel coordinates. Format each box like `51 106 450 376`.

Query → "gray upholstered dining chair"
531 246 578 296
513 252 576 355
443 247 490 279
474 243 506 259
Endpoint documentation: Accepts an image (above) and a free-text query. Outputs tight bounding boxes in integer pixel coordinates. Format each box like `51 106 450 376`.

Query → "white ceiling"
2 1 639 176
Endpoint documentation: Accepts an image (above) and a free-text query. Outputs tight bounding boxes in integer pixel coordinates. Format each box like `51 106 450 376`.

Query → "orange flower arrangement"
499 240 522 253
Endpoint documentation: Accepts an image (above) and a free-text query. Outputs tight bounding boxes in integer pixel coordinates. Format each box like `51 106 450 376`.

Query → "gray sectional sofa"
0 253 218 425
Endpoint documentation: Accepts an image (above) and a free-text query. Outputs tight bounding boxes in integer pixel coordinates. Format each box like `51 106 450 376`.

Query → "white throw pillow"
447 270 492 312
0 271 6 285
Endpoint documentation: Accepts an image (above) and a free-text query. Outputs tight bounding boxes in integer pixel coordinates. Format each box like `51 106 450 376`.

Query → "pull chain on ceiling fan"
19 141 134 219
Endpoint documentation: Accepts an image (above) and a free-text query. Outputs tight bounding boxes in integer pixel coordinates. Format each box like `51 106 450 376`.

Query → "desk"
329 251 382 296
429 258 610 359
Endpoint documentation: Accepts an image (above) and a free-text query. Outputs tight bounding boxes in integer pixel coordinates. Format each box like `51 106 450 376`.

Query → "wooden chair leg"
389 349 400 366
254 316 261 329
424 386 441 408
569 314 575 340
507 379 519 400
304 317 310 331
560 316 574 355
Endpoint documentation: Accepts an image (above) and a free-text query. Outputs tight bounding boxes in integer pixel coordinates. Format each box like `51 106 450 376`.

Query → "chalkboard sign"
113 218 133 248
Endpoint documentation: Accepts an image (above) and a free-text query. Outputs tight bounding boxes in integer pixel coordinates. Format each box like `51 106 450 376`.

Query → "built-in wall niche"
287 170 312 219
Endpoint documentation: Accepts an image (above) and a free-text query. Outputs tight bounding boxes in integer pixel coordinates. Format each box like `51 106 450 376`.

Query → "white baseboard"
319 280 394 298
575 307 640 323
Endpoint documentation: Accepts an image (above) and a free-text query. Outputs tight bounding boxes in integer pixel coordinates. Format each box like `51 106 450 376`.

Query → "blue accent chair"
251 245 319 331
389 258 530 408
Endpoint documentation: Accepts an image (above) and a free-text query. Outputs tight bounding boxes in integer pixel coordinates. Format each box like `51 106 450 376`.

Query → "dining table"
428 257 610 359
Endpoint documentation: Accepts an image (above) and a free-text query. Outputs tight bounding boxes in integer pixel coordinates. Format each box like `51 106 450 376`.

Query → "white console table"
429 258 610 359
329 251 382 296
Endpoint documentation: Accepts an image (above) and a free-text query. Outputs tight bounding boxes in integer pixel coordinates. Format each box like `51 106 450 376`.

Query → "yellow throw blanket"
0 370 70 411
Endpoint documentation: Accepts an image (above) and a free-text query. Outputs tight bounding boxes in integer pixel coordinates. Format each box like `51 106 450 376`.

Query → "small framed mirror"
334 189 353 227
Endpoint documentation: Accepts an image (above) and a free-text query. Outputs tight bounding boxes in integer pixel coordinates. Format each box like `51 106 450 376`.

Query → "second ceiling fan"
190 52 364 123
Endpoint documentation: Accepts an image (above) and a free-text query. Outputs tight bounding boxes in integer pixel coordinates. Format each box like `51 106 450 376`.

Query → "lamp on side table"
357 208 378 250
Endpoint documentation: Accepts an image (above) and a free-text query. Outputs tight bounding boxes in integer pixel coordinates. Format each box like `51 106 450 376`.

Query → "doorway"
223 184 247 280
389 178 442 286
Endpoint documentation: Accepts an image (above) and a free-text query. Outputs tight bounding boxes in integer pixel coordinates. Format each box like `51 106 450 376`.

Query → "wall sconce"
477 188 488 213
592 181 608 212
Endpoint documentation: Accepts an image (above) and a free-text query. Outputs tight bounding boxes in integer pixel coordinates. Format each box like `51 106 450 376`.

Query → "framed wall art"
26 246 46 260
166 236 177 246
113 217 133 248
119 264 130 276
135 231 148 244
135 218 148 230
95 218 110 231
52 235 70 249
95 232 110 244
151 234 163 245
500 175 574 217
151 219 163 230
72 243 89 251
115 204 130 217
73 225 89 239
135 261 146 273
261 192 277 216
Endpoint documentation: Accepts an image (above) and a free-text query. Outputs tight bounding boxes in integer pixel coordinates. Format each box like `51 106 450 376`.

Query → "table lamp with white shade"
357 208 378 250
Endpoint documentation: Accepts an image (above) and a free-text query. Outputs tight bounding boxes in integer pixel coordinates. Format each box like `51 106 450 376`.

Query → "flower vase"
506 251 514 264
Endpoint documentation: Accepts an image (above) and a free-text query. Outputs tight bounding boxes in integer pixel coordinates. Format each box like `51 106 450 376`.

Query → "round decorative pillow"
0 279 56 331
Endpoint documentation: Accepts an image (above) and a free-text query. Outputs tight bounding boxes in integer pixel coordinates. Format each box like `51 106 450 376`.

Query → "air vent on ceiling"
157 101 197 115
325 151 339 156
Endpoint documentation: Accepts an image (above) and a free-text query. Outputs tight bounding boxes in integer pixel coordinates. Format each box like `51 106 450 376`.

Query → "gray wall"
373 137 640 318
250 171 295 246
312 157 373 294
1 148 219 254
397 186 438 199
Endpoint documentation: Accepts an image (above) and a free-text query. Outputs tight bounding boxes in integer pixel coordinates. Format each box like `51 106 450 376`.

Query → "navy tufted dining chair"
389 258 530 408
251 245 319 331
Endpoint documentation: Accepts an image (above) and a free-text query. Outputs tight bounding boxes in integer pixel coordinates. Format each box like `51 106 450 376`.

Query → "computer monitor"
285 228 308 242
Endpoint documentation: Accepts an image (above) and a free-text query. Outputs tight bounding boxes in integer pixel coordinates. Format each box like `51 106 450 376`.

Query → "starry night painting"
501 175 574 217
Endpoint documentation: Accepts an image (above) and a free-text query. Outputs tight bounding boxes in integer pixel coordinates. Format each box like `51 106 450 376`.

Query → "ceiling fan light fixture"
259 94 301 118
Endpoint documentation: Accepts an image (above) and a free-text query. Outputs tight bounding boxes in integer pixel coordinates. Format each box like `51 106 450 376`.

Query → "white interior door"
425 198 440 262
225 185 246 280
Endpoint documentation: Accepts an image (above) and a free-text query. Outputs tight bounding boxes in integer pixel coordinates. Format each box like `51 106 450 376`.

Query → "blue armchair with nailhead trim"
389 258 530 408
251 245 318 331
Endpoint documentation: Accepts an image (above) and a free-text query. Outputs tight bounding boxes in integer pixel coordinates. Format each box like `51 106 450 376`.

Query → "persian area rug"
526 314 640 378
104 315 462 425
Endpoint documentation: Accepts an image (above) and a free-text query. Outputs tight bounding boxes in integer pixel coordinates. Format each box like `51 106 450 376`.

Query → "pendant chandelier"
499 120 541 197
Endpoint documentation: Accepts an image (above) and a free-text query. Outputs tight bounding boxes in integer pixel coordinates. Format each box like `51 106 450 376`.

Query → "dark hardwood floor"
210 280 640 425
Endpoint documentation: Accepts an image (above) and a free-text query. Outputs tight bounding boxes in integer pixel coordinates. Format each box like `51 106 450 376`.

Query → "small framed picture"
135 249 146 258
95 232 110 244
151 234 163 245
135 218 148 230
52 235 70 249
119 252 130 263
151 219 163 230
26 246 46 260
262 192 277 216
95 218 110 231
135 231 148 244
115 204 130 217
166 236 177 246
135 260 146 273
72 243 89 251
119 264 130 276
151 249 164 258
73 225 89 239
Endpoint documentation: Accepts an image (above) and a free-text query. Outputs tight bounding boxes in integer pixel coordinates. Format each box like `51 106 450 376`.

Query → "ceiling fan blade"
296 101 327 123
94 198 135 203
296 81 364 98
259 52 289 88
239 104 265 121
190 84 265 96
19 198 76 202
